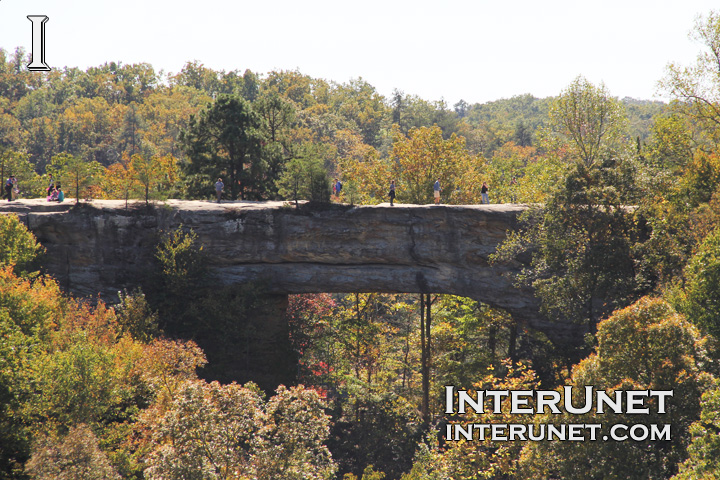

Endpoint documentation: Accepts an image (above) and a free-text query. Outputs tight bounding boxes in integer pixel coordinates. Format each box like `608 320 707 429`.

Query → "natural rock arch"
3 199 580 344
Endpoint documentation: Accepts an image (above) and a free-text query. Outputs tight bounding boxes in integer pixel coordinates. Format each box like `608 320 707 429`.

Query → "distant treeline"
0 46 667 205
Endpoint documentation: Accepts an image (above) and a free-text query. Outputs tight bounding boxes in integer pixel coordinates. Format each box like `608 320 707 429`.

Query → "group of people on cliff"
430 178 490 206
332 178 494 206
3 174 65 203
5 172 499 206
45 175 64 202
215 176 495 206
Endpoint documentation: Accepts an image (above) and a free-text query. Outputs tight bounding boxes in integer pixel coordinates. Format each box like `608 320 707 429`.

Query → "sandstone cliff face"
2 199 582 344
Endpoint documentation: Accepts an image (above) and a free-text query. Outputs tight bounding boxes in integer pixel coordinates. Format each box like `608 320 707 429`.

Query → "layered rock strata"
1 199 581 344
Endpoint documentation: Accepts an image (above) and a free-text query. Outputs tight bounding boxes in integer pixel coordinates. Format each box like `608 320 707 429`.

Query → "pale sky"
1 0 717 105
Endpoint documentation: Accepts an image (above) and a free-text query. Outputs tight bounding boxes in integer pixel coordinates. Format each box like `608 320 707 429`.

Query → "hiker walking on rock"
433 178 442 205
215 178 224 203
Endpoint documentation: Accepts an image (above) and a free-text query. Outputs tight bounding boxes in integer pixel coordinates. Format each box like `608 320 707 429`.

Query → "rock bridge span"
3 199 574 343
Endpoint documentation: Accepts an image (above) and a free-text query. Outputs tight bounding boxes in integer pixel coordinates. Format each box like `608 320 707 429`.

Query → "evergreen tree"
180 94 267 200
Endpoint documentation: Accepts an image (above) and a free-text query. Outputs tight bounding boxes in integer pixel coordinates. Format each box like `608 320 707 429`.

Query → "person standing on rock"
215 178 224 203
433 178 442 205
11 176 19 200
389 180 396 206
481 182 490 204
4 176 13 202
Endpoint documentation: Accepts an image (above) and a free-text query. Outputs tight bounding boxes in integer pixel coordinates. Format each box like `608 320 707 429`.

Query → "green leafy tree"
130 153 179 205
328 391 422 480
673 381 720 480
55 97 121 165
114 288 159 342
254 385 336 480
678 150 720 207
494 155 639 339
494 78 639 339
672 226 720 339
255 91 296 144
404 362 539 480
145 380 265 479
256 91 297 197
152 227 207 301
0 214 43 270
644 113 694 174
519 297 711 480
0 268 66 475
170 61 223 97
181 94 267 200
137 84 212 158
550 76 629 166
660 10 720 146
344 465 387 480
277 145 330 206
329 78 389 148
390 125 483 205
1 150 40 199
144 381 336 480
118 102 145 156
0 309 33 478
48 152 104 204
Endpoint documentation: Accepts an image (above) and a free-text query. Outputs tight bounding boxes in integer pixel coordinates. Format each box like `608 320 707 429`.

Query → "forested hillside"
3 9 720 480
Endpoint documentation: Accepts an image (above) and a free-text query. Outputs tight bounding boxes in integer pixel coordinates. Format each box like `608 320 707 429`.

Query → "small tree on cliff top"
48 152 104 204
130 153 179 205
103 155 139 208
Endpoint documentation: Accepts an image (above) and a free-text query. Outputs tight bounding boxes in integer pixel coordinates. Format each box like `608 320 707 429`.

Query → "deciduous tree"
672 226 720 339
48 152 104 203
102 155 139 208
144 381 336 480
550 76 629 167
519 297 711 480
130 153 179 205
0 214 43 271
494 79 640 339
660 10 720 146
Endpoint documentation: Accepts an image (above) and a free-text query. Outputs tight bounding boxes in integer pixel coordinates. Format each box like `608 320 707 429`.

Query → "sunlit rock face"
6 199 582 344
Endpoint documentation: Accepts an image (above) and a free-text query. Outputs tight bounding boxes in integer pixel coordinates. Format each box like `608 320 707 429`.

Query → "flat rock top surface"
0 198 529 214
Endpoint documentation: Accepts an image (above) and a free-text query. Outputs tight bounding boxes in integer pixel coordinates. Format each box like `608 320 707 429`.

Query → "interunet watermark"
443 386 673 442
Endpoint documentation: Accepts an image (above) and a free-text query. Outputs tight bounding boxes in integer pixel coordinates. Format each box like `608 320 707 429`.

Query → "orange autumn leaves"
339 125 485 205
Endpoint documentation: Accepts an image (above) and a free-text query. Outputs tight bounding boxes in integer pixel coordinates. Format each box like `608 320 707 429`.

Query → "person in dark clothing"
4 176 14 201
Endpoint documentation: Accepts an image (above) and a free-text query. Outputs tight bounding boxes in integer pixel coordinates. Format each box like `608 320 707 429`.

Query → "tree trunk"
508 321 518 364
355 293 361 379
420 293 432 425
488 324 497 359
